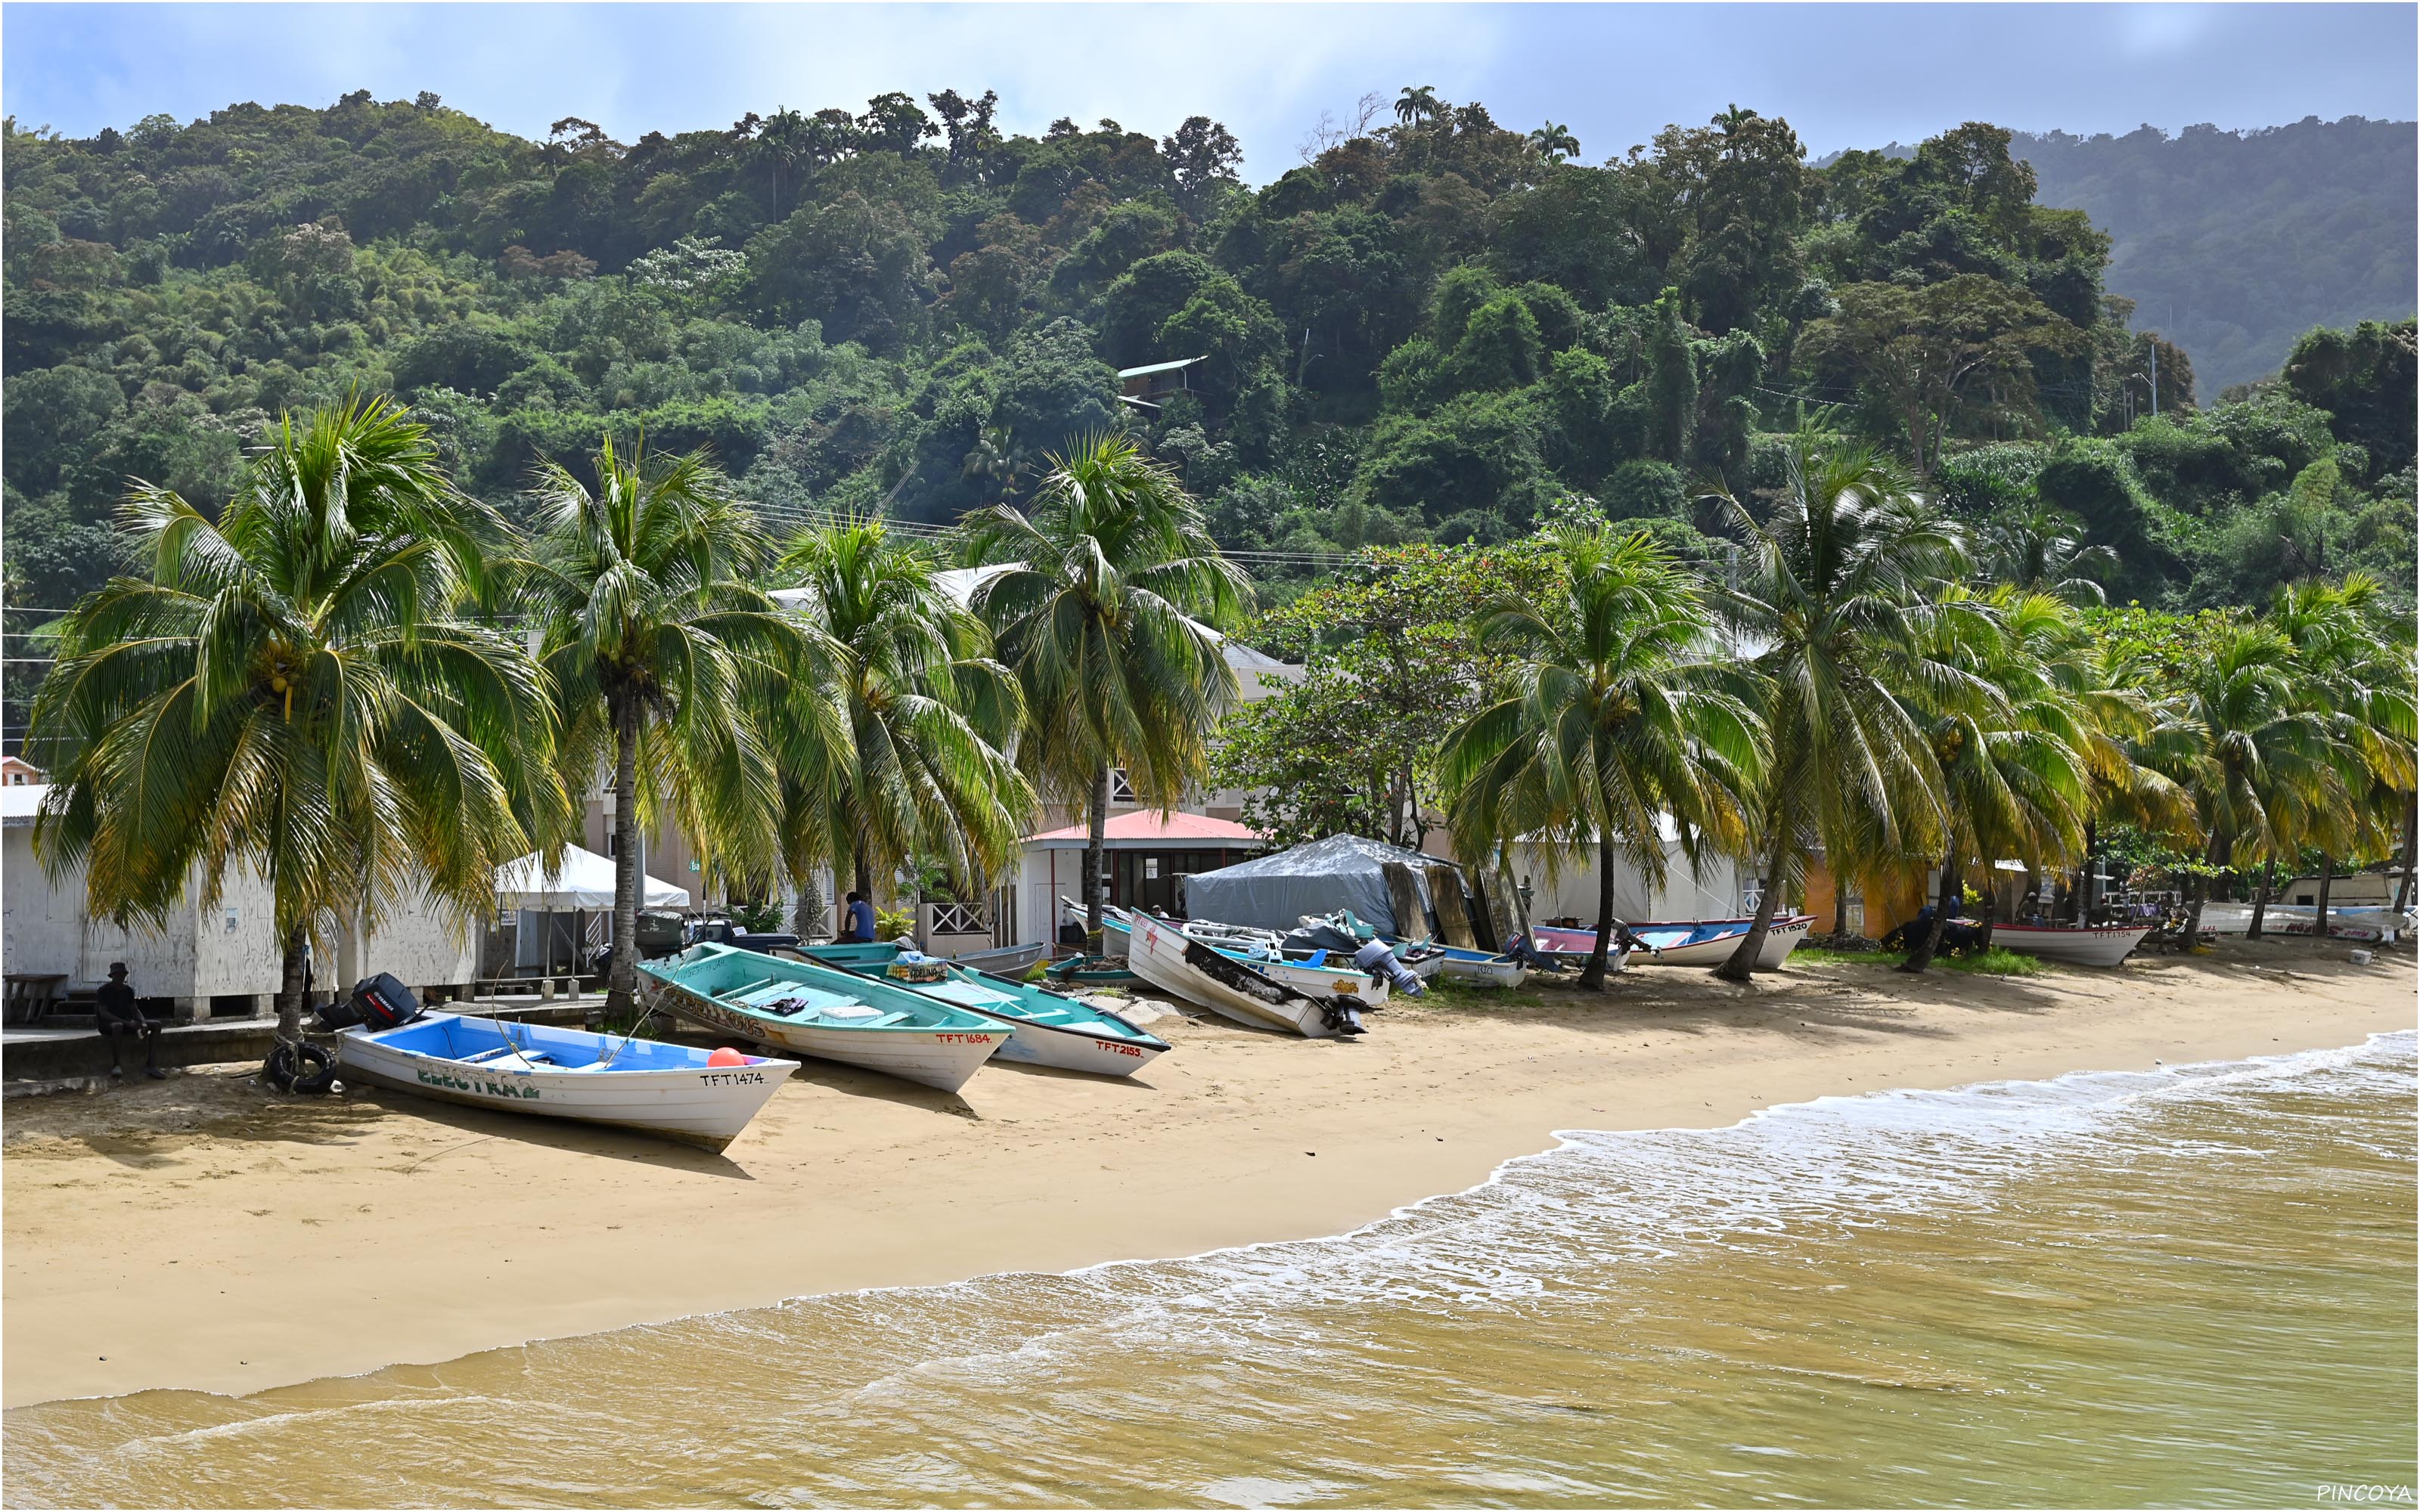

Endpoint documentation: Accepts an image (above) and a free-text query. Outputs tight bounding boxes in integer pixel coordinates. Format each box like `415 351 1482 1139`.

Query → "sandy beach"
5 937 2409 1409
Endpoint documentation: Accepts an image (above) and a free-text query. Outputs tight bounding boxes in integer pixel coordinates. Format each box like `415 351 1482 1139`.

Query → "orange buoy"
706 1047 749 1067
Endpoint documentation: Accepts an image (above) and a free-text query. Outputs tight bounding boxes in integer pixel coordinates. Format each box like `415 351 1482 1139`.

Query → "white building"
2 783 479 1016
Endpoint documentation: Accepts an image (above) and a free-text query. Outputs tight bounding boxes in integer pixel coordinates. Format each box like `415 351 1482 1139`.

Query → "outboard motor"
349 971 425 1030
1352 938 1426 997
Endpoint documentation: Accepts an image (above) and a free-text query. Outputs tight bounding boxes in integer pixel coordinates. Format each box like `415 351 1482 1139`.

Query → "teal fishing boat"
1043 953 1140 987
800 940 1047 976
817 957 1171 1077
640 943 1012 1093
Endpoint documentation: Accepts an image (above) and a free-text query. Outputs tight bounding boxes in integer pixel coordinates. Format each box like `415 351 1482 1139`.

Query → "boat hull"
819 962 1172 1080
1435 948 1529 987
1542 915 1813 969
647 979 1007 1093
334 1015 795 1152
1125 913 1360 1039
1990 923 2151 968
982 1011 1168 1076
1102 909 1387 1005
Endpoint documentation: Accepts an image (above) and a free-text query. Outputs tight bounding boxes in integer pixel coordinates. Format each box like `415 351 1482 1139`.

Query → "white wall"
3 824 281 999
358 887 481 987
1506 840 1744 925
7 817 486 1002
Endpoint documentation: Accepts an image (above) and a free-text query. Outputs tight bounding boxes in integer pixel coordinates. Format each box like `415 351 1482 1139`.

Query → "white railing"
926 901 991 937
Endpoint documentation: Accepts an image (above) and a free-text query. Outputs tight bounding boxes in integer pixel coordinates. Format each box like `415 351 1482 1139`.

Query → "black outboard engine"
1352 938 1425 996
349 971 425 1030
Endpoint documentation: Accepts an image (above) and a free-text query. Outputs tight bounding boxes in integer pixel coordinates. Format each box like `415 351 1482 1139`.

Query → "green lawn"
1793 944 2046 977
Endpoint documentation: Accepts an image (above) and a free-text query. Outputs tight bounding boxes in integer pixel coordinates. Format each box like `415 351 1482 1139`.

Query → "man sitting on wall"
94 962 166 1080
839 891 879 943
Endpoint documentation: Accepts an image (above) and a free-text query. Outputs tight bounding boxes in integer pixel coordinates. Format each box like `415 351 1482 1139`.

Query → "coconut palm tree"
772 516 1032 919
2152 624 2344 942
2059 638 2201 921
2260 574 2418 934
513 438 811 1015
29 398 554 1043
963 433 1249 943
1438 525 1763 988
1978 502 2118 605
1898 588 2093 971
1702 433 1980 982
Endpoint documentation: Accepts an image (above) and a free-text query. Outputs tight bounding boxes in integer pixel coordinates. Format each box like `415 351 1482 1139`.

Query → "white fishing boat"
1431 945 1531 987
1538 914 1813 968
333 1012 796 1152
1095 905 1389 1005
1123 911 1367 1039
641 943 1013 1092
1990 922 2152 968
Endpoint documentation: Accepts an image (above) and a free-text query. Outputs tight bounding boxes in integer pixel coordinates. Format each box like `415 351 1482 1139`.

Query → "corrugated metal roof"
1115 357 1208 378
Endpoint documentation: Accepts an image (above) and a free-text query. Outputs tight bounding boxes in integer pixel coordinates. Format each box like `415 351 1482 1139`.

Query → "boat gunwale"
349 1012 793 1080
811 958 1172 1052
641 947 1013 1036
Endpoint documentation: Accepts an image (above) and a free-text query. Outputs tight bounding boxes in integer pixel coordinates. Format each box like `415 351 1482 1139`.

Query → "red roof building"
1022 810 1264 849
1019 810 1266 920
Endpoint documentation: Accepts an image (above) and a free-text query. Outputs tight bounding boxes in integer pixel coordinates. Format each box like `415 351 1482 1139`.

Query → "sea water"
6 1033 2413 1508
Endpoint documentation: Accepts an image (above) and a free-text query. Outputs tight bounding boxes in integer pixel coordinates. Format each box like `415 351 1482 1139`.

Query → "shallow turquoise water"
6 1033 2413 1507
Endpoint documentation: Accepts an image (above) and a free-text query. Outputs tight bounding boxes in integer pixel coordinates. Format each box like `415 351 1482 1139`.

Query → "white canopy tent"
495 844 690 910
494 846 690 975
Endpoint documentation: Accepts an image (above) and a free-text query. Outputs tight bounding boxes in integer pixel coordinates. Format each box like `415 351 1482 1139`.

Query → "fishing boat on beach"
1090 903 1391 1005
1427 945 1531 987
1534 914 1816 969
641 943 1013 1092
799 939 1048 976
1044 953 1140 987
333 1012 796 1151
1989 922 2152 967
814 956 1171 1077
1122 910 1367 1039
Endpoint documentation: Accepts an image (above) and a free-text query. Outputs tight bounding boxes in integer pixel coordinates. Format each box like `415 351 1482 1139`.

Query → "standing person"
840 891 878 943
94 963 166 1080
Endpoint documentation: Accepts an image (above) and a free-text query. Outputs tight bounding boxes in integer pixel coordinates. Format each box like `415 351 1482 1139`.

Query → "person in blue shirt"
840 891 879 943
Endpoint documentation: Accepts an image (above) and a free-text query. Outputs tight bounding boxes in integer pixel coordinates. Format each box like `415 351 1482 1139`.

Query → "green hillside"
2013 117 2417 393
4 89 2411 636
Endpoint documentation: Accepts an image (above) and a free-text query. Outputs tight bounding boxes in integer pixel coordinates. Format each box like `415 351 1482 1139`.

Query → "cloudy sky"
4 2 2412 175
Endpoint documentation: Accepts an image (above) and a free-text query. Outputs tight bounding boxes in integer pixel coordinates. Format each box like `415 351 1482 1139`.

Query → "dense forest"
4 88 2412 649
2012 117 2416 393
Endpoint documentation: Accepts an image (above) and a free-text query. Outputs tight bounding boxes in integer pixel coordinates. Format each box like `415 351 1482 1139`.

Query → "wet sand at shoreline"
5 937 2409 1408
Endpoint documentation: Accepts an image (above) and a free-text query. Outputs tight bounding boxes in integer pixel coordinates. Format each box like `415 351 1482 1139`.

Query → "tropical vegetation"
7 86 2414 1000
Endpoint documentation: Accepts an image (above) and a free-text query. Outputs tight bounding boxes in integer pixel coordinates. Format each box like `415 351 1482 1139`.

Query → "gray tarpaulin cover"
1179 834 1451 936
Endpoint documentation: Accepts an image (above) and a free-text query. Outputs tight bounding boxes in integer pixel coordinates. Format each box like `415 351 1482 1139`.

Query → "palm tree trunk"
1901 847 1960 973
607 697 642 1018
2184 835 2226 945
2313 854 2335 938
2394 807 2416 913
275 922 311 1043
2080 820 2098 922
852 842 873 903
1829 863 1852 941
2248 859 2278 940
1084 761 1109 945
1580 834 1623 991
1714 803 1795 984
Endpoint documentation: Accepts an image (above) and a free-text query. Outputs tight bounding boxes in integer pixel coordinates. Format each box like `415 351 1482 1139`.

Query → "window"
1109 768 1136 804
